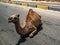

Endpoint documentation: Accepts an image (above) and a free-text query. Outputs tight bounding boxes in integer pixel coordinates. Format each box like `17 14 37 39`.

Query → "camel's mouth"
8 17 15 23
8 20 12 23
8 19 16 23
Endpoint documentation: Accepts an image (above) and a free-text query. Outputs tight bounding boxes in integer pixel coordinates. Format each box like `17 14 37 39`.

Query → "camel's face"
8 14 20 23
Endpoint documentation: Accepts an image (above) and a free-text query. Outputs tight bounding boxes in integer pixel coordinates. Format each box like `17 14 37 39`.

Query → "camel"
8 9 42 38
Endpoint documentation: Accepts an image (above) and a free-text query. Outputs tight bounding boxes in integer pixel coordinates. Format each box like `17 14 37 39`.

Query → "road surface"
0 2 60 45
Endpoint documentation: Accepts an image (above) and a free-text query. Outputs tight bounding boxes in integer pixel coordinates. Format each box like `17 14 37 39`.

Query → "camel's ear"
17 14 20 17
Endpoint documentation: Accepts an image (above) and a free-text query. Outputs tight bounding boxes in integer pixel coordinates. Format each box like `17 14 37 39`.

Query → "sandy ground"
0 2 60 45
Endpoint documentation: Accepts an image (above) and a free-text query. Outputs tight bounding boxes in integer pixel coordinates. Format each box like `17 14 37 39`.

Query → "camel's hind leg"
29 25 37 38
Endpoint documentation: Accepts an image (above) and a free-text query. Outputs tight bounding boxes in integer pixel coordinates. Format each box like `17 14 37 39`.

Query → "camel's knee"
29 29 37 38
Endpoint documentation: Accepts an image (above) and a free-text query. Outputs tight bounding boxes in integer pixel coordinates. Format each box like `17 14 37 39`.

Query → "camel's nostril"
8 17 12 20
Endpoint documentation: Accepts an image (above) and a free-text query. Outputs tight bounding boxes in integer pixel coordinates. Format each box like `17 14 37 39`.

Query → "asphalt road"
0 2 60 45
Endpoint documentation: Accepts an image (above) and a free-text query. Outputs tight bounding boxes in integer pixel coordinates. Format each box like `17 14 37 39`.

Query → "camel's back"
30 12 41 27
24 9 42 27
28 9 41 27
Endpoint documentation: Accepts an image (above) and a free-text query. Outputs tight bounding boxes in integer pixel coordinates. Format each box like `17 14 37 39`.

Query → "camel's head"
8 14 20 23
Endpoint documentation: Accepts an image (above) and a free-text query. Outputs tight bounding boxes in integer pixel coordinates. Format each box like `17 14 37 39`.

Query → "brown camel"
8 9 42 38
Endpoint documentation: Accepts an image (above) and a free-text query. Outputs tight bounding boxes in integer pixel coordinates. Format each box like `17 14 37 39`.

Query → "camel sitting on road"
8 9 42 38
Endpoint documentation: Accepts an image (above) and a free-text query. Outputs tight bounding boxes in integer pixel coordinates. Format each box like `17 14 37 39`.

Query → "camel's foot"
29 30 37 38
29 25 37 38
29 33 33 38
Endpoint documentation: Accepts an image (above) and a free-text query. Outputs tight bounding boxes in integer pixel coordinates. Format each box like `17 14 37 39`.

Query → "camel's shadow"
16 24 43 45
16 37 26 45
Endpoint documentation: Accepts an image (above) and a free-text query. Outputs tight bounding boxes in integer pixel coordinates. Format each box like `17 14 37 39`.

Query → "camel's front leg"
29 25 37 38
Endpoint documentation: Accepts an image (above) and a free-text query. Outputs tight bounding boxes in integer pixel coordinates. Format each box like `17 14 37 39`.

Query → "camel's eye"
14 17 17 20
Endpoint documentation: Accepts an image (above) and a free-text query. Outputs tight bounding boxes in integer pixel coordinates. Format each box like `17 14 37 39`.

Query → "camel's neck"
14 19 24 35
